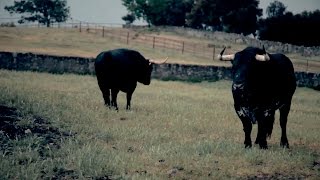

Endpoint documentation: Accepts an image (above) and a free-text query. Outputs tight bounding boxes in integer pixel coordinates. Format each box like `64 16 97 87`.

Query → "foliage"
122 14 136 25
4 0 70 27
187 0 262 35
259 10 320 46
122 0 193 26
0 22 15 27
266 0 287 18
122 0 262 35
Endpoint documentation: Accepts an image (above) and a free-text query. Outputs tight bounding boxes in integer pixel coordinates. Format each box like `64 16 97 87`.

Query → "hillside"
0 26 319 72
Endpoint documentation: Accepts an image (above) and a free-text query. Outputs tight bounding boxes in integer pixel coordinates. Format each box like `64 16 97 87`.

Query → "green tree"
5 0 70 27
122 0 192 26
122 14 136 25
187 0 262 35
259 10 320 46
266 0 286 18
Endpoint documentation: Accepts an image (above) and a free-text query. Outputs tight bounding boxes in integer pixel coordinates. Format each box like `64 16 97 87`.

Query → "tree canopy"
122 0 262 35
122 0 193 26
5 0 70 27
266 0 286 18
259 9 320 46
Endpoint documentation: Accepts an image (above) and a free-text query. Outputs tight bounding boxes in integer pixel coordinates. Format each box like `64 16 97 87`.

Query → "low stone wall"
0 51 319 90
0 52 95 74
150 26 320 56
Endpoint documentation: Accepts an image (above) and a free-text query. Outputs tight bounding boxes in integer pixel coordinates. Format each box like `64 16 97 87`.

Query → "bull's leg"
279 103 291 148
111 89 120 111
126 84 136 110
102 88 111 107
96 74 111 107
126 92 133 110
235 106 252 148
242 118 253 148
255 110 275 145
257 120 268 149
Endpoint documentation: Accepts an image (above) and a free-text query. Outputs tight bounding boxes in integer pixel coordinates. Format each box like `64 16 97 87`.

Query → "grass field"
1 27 319 72
0 69 319 179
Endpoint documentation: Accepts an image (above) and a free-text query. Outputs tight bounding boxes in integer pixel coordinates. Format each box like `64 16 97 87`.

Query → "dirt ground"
0 105 83 179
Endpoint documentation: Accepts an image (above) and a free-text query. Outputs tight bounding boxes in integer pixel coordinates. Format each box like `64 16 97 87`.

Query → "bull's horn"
218 47 234 61
149 57 168 64
255 54 270 61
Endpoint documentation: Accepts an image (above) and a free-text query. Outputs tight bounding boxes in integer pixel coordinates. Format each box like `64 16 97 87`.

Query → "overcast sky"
1 0 320 24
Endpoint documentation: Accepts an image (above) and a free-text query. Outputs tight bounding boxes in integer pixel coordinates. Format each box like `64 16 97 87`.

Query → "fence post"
307 59 309 72
182 41 184 54
87 23 89 33
213 45 215 61
79 22 81 32
102 26 104 37
127 32 129 45
153 37 155 48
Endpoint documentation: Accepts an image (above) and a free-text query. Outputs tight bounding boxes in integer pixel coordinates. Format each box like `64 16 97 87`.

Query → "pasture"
0 69 319 179
1 27 320 72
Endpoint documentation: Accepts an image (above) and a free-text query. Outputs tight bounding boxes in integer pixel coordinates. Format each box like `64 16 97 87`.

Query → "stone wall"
0 51 319 90
150 26 320 56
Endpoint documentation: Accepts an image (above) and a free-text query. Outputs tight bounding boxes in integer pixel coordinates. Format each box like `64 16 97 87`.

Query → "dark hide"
94 49 153 110
229 47 296 149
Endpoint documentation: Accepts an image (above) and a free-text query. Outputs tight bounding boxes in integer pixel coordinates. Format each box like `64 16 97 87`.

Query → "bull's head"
218 46 270 62
138 57 168 85
218 46 270 84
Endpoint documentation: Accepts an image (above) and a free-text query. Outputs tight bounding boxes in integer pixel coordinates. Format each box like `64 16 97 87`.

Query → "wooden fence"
11 21 217 60
3 20 320 73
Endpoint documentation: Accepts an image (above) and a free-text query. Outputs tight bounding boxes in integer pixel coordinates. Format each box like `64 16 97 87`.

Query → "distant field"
0 70 319 179
0 27 319 72
0 27 230 66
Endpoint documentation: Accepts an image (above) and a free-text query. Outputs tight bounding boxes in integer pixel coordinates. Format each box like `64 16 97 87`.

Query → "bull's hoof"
245 144 252 148
244 140 252 148
259 143 268 149
280 142 290 148
259 145 268 149
280 137 289 148
254 138 260 145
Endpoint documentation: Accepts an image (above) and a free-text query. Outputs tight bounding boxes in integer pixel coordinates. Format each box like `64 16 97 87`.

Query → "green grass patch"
0 69 319 179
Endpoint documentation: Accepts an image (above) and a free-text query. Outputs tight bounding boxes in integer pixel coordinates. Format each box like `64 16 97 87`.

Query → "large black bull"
219 46 296 149
95 48 167 110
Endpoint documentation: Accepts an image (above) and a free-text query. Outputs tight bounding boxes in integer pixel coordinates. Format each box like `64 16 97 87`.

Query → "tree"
5 0 70 27
259 10 320 46
187 0 262 35
122 0 193 26
266 0 286 18
122 14 136 25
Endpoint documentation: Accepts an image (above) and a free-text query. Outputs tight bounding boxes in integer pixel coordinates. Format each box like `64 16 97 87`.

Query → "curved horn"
217 47 235 61
255 54 270 61
262 45 266 54
149 57 168 64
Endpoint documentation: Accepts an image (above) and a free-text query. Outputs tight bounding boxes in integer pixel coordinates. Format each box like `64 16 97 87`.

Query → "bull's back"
94 50 138 87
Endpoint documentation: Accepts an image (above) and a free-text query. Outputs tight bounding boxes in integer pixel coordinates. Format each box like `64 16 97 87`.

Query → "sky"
1 0 320 24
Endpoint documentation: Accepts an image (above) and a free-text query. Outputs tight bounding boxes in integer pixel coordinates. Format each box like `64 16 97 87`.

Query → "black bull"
94 48 167 110
219 47 296 149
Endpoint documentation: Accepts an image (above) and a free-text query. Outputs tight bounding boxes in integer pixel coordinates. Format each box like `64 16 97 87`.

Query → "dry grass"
0 70 319 179
1 27 319 72
0 27 319 178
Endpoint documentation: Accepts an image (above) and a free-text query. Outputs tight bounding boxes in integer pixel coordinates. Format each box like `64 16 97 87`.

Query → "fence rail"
1 20 319 73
